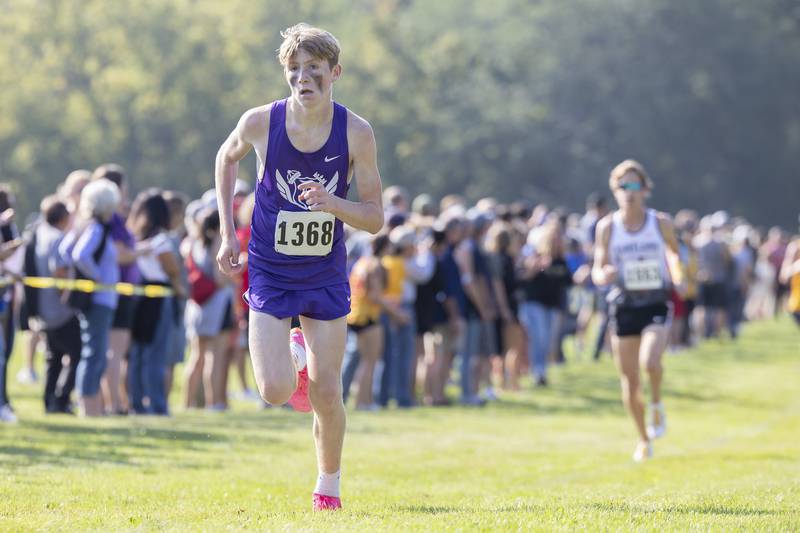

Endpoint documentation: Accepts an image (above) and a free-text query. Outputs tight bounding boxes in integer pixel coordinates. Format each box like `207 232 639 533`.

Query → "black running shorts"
610 302 670 337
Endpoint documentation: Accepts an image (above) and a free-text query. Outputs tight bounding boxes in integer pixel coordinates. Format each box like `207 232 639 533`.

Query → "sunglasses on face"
617 182 642 192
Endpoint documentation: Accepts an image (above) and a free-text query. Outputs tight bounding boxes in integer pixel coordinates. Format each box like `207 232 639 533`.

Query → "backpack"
21 226 39 321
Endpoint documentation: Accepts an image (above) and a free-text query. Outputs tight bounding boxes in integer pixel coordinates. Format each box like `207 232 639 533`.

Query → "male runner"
214 24 384 510
592 160 684 462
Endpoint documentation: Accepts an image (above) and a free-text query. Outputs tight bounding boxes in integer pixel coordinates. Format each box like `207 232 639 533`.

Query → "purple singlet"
247 98 350 291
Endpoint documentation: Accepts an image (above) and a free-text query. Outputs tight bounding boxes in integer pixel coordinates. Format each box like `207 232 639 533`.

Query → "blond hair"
609 159 654 191
536 219 564 258
59 169 91 200
277 23 340 68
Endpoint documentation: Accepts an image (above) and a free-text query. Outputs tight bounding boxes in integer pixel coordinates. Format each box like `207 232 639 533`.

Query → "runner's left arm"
656 212 686 291
299 115 384 234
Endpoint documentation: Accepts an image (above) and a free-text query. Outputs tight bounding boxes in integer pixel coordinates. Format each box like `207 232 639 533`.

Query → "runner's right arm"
591 215 616 286
215 106 269 275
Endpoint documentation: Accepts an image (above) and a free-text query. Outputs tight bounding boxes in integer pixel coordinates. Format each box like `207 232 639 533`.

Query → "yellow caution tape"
0 276 174 297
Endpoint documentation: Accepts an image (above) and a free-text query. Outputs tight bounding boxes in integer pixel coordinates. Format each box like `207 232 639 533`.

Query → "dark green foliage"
1 0 798 226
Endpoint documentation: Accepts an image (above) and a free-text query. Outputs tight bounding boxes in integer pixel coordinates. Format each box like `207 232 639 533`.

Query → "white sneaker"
16 368 38 385
0 404 18 424
647 403 667 439
632 441 652 462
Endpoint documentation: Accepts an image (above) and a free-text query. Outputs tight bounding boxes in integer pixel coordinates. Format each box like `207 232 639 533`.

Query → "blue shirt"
62 221 119 310
433 246 466 323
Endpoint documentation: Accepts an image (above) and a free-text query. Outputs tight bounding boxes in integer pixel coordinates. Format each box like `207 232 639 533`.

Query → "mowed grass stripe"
1 319 798 531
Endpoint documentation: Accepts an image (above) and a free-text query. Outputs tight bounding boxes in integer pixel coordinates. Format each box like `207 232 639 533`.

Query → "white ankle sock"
314 470 340 497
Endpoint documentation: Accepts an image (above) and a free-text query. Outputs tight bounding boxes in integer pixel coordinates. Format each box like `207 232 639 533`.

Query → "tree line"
1 0 798 227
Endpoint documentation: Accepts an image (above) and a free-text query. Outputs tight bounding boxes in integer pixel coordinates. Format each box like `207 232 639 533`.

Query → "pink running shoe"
287 328 312 413
312 493 342 511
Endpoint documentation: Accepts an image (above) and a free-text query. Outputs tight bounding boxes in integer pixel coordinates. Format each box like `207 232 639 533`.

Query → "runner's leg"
249 310 295 405
300 315 347 475
611 335 648 443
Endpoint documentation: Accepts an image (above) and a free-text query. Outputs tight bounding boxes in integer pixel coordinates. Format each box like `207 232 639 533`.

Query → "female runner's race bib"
274 210 336 256
623 259 663 291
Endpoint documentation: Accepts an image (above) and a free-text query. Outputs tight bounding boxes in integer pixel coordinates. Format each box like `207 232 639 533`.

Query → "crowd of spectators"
0 167 797 423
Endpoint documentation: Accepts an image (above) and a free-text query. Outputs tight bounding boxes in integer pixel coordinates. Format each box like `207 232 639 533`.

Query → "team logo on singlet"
275 169 339 210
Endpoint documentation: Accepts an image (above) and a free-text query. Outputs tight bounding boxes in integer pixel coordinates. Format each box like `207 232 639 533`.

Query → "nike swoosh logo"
324 155 341 162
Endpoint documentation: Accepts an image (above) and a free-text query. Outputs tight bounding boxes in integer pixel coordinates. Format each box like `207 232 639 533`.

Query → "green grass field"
1 319 798 531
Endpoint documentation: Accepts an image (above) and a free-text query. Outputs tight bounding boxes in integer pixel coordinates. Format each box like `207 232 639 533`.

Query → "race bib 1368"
274 210 335 256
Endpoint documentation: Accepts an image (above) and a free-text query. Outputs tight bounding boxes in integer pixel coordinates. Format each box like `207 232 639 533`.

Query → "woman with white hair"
60 179 121 417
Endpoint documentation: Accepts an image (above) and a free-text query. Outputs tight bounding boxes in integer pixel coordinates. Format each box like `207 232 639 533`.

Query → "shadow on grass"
584 502 786 517
394 504 544 515
0 444 133 468
25 419 227 438
0 418 273 469
394 502 786 517
492 373 622 416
